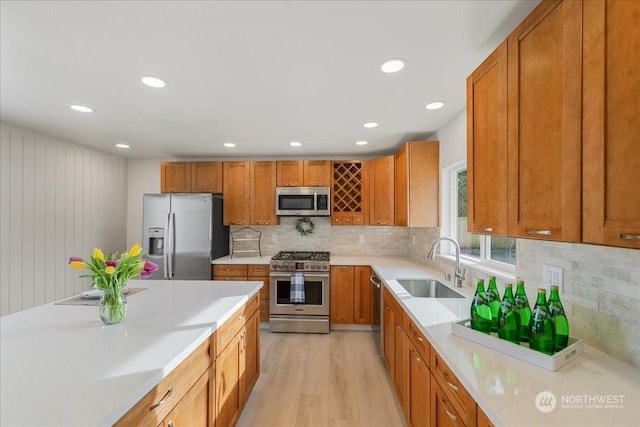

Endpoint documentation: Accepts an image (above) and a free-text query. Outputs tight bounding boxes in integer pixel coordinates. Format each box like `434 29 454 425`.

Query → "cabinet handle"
410 350 421 362
441 395 458 422
257 221 270 225
479 227 493 232
413 331 423 342
149 387 173 411
525 229 551 236
443 372 459 392
168 421 174 427
231 222 245 225
620 233 640 240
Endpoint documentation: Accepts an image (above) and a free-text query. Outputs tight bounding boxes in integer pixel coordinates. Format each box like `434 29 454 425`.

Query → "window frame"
441 161 516 274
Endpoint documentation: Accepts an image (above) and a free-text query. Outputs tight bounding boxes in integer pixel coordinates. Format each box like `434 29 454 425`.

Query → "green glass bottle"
528 288 556 355
548 285 569 351
498 283 521 344
486 276 501 332
470 279 492 334
514 280 532 342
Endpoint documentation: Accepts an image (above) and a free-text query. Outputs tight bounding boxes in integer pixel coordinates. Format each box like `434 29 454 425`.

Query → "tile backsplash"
230 217 410 257
408 228 640 369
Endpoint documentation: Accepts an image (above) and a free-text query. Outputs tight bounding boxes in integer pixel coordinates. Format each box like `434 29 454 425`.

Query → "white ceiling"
0 0 539 159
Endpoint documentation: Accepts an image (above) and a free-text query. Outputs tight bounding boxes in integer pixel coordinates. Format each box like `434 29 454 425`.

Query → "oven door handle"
270 273 330 279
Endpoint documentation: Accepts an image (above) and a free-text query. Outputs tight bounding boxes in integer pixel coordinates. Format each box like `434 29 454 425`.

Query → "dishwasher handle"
370 274 381 289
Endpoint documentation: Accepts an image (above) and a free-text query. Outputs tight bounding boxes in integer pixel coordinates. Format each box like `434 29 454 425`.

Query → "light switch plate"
358 234 366 243
543 264 564 293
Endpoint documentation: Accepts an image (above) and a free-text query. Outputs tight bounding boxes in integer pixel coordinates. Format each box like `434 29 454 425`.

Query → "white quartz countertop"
0 279 262 426
333 255 640 427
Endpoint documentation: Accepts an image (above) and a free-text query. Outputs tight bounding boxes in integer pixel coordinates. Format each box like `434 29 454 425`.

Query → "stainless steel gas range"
269 251 330 333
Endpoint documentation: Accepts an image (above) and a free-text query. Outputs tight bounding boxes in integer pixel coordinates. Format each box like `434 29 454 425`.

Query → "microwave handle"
313 191 317 211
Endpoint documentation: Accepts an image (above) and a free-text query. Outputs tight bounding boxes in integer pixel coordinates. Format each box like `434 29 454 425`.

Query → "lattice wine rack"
332 161 367 225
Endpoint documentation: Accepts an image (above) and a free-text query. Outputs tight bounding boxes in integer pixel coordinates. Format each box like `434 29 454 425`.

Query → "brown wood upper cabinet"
161 162 191 193
582 0 640 249
161 161 222 193
276 160 332 187
223 161 278 226
369 155 395 226
466 41 508 236
395 141 440 227
507 0 582 242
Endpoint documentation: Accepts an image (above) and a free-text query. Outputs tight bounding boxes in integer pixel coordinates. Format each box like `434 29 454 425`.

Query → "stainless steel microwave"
275 187 331 216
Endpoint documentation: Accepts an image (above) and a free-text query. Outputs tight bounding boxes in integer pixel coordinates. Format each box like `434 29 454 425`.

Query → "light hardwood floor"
237 330 406 427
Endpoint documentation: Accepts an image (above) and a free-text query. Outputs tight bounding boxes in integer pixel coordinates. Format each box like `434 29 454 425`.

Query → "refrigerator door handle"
163 213 170 279
168 212 175 278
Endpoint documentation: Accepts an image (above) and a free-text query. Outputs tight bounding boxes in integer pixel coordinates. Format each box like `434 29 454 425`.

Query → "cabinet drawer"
216 294 260 357
408 320 430 364
432 379 467 427
114 338 212 426
213 264 248 277
247 264 269 276
383 286 408 330
431 352 476 426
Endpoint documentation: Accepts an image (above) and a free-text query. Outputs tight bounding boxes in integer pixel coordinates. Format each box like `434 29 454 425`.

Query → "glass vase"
99 289 127 325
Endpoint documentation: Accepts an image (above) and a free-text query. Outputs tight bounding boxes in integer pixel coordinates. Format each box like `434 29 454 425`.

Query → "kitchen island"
0 279 262 426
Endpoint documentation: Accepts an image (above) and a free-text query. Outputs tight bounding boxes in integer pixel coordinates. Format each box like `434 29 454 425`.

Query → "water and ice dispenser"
148 228 164 255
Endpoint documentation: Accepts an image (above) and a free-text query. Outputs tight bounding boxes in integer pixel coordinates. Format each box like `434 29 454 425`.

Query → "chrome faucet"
428 237 466 288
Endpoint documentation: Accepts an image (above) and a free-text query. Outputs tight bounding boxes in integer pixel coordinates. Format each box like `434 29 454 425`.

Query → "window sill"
438 254 516 282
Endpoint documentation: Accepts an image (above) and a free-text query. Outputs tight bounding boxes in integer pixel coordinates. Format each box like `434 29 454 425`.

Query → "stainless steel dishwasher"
370 272 382 356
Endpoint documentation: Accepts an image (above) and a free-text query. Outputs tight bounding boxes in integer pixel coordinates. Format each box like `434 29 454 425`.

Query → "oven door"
270 272 330 316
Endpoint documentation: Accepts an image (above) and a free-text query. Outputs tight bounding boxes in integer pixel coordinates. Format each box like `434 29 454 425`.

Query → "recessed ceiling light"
141 76 167 88
356 141 368 146
363 122 378 128
70 104 93 113
223 142 236 148
425 101 445 110
290 141 302 147
380 58 406 73
115 143 130 149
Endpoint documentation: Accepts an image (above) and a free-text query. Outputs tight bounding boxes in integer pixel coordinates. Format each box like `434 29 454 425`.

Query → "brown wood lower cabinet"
115 294 260 427
383 285 492 427
214 264 270 323
330 265 372 325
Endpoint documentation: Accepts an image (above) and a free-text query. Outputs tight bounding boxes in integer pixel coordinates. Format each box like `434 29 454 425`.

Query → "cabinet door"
507 0 582 241
330 265 354 324
382 295 395 375
215 331 242 427
250 161 278 225
353 266 371 325
393 318 409 419
276 161 304 187
431 379 464 427
477 405 495 427
370 155 395 226
467 40 508 236
191 161 223 193
242 311 260 403
394 144 409 227
161 162 191 193
409 343 431 427
163 369 212 427
582 0 640 248
223 162 250 225
304 160 332 187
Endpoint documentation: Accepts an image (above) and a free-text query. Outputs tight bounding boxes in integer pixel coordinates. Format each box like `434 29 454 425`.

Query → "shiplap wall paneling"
0 123 127 316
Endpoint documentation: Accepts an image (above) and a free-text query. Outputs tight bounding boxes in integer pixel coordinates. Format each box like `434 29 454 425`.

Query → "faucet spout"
428 237 465 288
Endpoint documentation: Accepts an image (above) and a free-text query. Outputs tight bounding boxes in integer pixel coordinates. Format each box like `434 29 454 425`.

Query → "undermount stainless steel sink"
395 279 465 298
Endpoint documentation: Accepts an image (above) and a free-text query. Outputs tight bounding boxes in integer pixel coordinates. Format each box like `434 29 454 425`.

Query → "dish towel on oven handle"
290 272 306 303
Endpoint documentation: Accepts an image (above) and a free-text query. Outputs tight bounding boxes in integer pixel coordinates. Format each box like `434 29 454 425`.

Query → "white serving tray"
450 319 583 371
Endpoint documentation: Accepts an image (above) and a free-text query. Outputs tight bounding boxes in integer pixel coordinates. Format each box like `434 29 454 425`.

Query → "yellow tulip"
93 248 105 261
105 266 116 275
69 261 85 270
128 243 142 257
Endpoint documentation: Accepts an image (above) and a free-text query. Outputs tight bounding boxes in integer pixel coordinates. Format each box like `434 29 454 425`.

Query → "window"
443 162 516 268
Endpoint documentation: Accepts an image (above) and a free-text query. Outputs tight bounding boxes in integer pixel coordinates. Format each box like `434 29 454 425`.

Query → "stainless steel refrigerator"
142 193 229 280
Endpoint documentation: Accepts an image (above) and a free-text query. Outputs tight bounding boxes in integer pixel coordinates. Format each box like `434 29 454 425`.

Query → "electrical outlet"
358 234 366 243
543 264 564 293
271 234 278 243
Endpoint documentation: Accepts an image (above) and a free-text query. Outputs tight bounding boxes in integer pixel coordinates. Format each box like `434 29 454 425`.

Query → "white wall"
0 122 127 315
126 159 163 247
